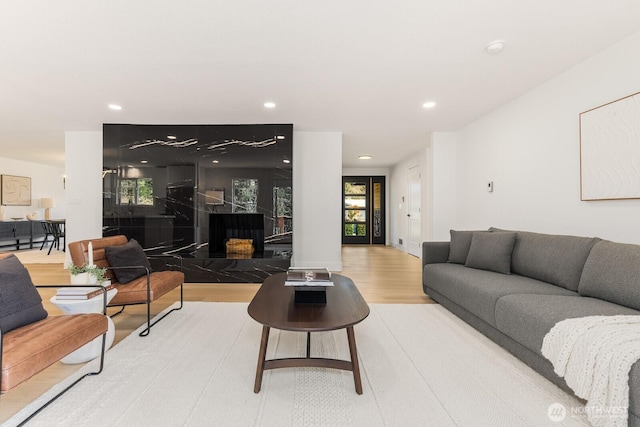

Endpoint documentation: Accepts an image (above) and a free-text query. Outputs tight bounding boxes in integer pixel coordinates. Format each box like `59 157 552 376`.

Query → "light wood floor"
0 245 432 423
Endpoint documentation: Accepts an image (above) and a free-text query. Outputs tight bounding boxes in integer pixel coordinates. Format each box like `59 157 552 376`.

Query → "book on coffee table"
284 267 334 287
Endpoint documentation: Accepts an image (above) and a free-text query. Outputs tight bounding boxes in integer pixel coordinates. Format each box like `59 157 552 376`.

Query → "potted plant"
68 262 89 285
86 265 107 285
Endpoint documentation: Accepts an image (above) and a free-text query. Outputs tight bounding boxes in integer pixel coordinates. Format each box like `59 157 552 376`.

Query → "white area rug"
11 248 65 264
6 303 590 426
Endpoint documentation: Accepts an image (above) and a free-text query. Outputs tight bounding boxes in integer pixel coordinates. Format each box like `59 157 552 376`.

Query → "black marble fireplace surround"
102 124 293 283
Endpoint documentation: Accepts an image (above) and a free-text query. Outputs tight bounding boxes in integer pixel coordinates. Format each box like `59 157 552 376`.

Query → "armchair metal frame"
107 254 184 337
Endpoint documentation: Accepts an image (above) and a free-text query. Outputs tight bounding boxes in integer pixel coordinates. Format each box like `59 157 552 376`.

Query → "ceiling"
2 1 640 169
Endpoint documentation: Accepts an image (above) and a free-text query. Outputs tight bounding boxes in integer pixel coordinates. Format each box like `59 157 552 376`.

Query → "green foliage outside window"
119 178 153 206
137 178 153 205
345 224 355 236
344 223 367 237
233 178 258 213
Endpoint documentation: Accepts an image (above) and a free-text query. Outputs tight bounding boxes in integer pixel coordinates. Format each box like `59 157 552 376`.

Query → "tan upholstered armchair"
68 235 184 337
0 253 108 423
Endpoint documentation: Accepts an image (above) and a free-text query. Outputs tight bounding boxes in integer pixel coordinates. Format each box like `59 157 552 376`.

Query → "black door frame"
342 176 385 245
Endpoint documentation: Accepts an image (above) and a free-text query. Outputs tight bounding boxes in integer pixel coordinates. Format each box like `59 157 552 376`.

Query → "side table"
50 288 117 364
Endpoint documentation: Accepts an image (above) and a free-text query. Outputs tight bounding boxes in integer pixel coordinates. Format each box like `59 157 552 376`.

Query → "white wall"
342 168 389 176
64 132 103 261
390 148 429 249
0 157 65 220
293 131 343 271
430 30 640 244
430 132 459 241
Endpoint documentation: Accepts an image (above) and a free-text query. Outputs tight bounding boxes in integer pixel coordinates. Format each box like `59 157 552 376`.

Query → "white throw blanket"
542 315 640 427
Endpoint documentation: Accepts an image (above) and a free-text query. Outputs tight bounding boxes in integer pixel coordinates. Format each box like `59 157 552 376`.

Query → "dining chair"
39 221 55 252
40 221 65 255
51 221 65 253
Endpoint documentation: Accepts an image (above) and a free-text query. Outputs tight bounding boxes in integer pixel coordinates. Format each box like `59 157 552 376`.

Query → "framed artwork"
580 91 640 200
1 174 32 206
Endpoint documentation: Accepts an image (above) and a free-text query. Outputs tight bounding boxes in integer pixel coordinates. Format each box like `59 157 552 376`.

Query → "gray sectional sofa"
422 228 640 426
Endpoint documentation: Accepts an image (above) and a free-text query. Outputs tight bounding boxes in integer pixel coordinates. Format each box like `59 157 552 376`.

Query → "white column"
292 131 343 271
64 131 103 264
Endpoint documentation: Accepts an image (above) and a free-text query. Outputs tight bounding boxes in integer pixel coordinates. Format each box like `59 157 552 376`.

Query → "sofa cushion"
494 293 640 419
105 238 152 284
1 313 107 392
109 270 184 305
465 232 516 274
578 240 640 311
0 254 48 333
495 294 640 357
448 230 476 264
493 229 599 291
424 263 577 326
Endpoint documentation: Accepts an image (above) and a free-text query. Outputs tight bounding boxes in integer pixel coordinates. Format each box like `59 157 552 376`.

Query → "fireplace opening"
208 213 265 255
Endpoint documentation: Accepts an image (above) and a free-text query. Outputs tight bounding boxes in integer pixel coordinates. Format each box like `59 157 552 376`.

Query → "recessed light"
358 155 372 160
264 102 276 108
108 104 122 110
486 40 505 54
422 101 436 109
212 160 219 164
283 159 291 164
167 135 176 140
140 160 148 164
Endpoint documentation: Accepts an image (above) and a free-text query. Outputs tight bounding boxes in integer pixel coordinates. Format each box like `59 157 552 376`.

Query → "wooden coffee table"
248 272 370 394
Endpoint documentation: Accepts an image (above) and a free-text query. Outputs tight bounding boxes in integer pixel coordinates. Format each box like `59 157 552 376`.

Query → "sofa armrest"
422 241 450 266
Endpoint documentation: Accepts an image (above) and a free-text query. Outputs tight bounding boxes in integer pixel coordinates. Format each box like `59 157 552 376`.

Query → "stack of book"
284 267 334 287
56 283 114 300
285 267 333 305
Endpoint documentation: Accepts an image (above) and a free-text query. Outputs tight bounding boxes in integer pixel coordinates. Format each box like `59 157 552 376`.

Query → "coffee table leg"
254 326 270 393
346 326 363 395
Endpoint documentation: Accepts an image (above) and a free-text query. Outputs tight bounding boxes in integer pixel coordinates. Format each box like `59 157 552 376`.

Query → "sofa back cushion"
465 231 517 274
448 230 476 264
578 240 640 311
0 254 48 333
494 229 599 291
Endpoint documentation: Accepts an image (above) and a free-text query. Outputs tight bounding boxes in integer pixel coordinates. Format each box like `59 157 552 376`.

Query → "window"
232 178 258 213
273 186 292 234
119 178 153 205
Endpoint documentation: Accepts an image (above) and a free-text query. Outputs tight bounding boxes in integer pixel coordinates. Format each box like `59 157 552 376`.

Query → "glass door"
342 176 385 244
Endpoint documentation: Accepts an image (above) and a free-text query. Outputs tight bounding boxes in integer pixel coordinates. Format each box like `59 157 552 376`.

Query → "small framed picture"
205 189 225 206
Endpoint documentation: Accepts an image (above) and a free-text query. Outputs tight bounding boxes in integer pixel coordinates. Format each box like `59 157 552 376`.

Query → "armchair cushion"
0 254 48 333
104 238 152 284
